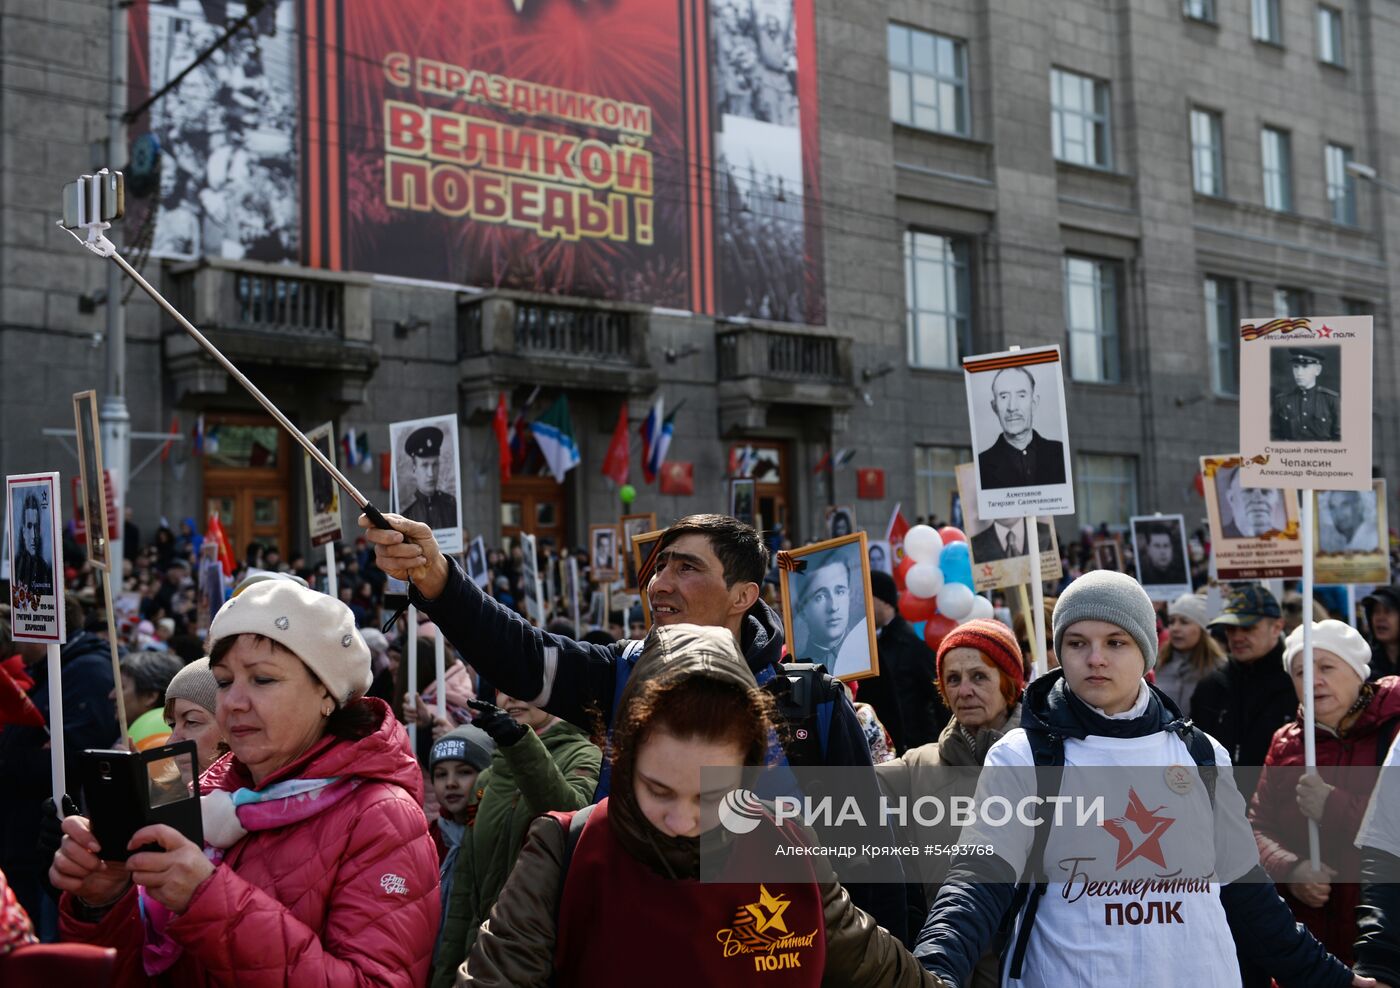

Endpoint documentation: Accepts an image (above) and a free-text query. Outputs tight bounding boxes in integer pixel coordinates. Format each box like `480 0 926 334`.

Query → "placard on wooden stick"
7 473 66 644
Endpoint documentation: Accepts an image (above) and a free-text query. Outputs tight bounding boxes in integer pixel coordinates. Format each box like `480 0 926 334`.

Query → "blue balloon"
938 542 974 588
911 620 927 640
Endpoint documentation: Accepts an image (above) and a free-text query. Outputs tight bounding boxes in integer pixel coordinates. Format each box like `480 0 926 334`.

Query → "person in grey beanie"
162 658 228 772
915 570 1372 988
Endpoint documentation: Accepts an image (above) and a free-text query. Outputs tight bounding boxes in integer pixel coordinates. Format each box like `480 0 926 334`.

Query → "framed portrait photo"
465 535 490 589
1130 514 1192 601
72 390 114 571
388 412 463 554
631 528 665 625
956 462 1061 592
620 513 658 592
1092 536 1125 574
590 524 619 581
778 531 878 681
8 472 66 644
729 478 756 527
825 504 855 540
1314 480 1390 585
962 345 1075 520
866 539 893 576
1200 454 1303 581
304 421 342 548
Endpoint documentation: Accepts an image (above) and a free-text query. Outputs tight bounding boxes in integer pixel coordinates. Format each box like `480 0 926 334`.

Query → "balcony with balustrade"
715 320 855 431
161 258 379 403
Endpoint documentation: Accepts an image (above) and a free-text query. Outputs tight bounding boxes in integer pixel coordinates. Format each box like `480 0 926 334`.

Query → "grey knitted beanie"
163 657 219 719
1053 570 1160 672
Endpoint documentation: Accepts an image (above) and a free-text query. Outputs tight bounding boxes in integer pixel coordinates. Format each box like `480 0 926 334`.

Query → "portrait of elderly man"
792 549 870 678
1220 468 1286 539
399 425 457 530
1318 489 1379 553
1270 348 1340 443
12 490 53 594
977 366 1066 490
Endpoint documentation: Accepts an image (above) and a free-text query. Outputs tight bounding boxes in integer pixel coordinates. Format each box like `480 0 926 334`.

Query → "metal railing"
717 325 845 382
233 272 341 338
514 301 632 362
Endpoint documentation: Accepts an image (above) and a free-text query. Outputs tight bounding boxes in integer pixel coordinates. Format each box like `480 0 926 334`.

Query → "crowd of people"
3 504 1400 986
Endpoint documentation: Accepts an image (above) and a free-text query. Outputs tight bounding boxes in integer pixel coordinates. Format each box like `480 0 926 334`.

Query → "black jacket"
1355 847 1400 985
977 431 1065 490
915 671 1352 988
858 616 948 754
0 632 117 922
1189 640 1296 769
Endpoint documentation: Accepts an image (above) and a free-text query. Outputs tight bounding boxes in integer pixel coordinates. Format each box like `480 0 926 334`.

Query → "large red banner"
128 0 824 324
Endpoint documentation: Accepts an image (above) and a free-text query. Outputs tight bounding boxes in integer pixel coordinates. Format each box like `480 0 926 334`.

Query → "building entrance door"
500 474 568 553
201 414 291 565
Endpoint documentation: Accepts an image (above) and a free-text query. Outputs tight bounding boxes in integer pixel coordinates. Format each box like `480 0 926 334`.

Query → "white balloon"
936 583 976 622
965 595 995 621
905 561 945 599
904 525 944 565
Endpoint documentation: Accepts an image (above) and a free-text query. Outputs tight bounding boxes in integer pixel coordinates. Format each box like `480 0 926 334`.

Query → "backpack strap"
1002 728 1065 982
1168 719 1218 808
592 640 647 800
548 803 597 988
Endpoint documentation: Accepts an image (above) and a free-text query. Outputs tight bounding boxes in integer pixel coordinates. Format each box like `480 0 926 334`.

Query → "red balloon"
899 592 939 622
923 614 958 649
894 554 916 591
938 526 968 545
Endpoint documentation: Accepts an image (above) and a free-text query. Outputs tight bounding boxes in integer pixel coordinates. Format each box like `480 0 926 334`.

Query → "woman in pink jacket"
50 579 441 987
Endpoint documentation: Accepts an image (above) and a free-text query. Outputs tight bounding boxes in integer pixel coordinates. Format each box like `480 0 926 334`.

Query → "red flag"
601 404 630 486
811 448 832 475
0 663 45 728
159 415 181 462
207 513 236 577
660 461 694 496
857 468 885 500
886 503 910 565
493 392 513 485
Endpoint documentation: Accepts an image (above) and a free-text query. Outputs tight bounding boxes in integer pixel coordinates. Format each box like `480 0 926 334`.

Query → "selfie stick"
1301 489 1321 869
59 175 393 535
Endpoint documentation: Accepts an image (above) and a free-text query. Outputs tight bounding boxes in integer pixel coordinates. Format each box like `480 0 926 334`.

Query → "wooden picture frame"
620 512 658 592
778 531 879 681
589 523 620 581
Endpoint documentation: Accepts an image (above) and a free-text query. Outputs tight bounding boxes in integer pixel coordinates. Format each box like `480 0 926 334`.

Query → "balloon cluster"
893 524 995 650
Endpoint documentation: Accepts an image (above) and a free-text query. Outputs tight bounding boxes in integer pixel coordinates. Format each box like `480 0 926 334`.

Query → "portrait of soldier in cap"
1270 346 1340 443
399 425 458 529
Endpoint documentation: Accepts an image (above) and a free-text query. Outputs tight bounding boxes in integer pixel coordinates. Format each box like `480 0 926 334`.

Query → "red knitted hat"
936 618 1026 693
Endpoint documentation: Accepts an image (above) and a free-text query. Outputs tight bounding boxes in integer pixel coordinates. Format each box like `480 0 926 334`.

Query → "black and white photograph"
465 535 490 589
303 421 342 548
1200 454 1303 582
1268 345 1341 444
825 504 855 539
1314 482 1391 586
1093 537 1124 573
8 472 65 644
590 524 619 581
778 532 878 681
620 513 658 592
72 390 112 571
963 346 1075 520
1130 514 1192 601
729 478 756 527
866 539 892 576
1214 466 1288 539
585 590 606 629
956 462 1061 592
389 412 463 554
145 0 300 262
1239 315 1372 490
520 532 542 623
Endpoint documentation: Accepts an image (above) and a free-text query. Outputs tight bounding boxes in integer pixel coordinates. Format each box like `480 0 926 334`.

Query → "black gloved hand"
38 794 79 901
467 698 529 747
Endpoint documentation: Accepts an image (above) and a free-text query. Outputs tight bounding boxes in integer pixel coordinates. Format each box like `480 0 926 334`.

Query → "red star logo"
1101 788 1175 870
1316 324 1333 337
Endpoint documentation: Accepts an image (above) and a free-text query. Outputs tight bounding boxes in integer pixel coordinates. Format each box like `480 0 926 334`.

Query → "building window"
1318 5 1344 65
915 445 972 525
1274 287 1308 317
1051 68 1112 168
1064 256 1121 383
1261 127 1292 211
1204 276 1238 396
905 231 972 369
1075 454 1139 530
888 24 969 136
1191 108 1224 196
1326 143 1357 225
1253 0 1283 43
1183 0 1216 22
1343 298 1369 316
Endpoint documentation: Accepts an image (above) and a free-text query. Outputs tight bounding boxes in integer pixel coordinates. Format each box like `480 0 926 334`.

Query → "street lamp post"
1347 160 1400 198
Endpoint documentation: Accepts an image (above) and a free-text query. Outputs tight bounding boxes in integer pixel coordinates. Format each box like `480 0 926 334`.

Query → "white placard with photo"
1130 514 1193 601
388 413 463 554
8 473 66 644
465 535 490 589
956 462 1062 592
1200 454 1304 581
521 531 542 623
1238 315 1372 491
304 422 343 547
963 345 1075 520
